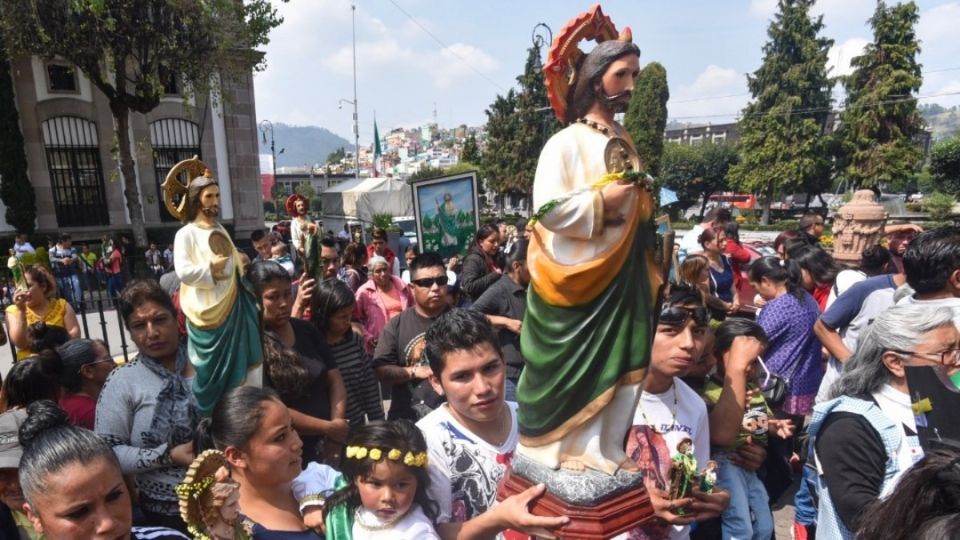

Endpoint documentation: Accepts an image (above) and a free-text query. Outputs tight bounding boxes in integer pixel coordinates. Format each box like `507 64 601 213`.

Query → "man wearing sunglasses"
373 251 451 420
623 286 729 539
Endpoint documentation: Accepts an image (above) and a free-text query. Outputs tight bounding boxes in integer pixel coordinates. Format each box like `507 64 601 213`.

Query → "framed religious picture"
410 171 480 260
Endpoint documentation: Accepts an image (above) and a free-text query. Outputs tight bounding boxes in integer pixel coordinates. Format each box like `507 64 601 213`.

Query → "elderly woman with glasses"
808 304 960 540
354 254 413 355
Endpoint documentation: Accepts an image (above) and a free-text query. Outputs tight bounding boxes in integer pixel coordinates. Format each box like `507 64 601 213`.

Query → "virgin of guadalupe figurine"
163 157 263 416
517 4 661 475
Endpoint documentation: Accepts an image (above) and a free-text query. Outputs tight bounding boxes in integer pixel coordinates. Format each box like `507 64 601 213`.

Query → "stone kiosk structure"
831 190 888 266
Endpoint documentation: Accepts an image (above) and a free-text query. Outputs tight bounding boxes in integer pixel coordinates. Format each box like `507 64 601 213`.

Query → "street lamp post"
339 98 359 181
259 119 285 220
351 4 359 180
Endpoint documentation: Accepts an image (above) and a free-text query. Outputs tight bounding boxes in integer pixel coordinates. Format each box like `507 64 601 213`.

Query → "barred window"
150 118 201 222
41 117 109 227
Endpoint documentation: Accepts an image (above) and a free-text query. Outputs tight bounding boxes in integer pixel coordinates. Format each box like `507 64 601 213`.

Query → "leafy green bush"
371 213 395 231
923 192 957 221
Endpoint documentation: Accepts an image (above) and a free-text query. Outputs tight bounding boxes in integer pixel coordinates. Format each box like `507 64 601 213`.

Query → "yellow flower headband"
345 445 428 468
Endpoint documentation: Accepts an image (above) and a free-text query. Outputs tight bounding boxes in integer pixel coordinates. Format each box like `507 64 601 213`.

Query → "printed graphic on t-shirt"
623 425 675 540
440 421 508 522
403 333 427 366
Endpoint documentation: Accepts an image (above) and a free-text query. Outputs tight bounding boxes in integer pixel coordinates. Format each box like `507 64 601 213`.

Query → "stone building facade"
4 55 263 241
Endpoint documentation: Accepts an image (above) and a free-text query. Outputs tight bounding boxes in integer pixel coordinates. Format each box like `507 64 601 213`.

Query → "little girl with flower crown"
324 420 440 539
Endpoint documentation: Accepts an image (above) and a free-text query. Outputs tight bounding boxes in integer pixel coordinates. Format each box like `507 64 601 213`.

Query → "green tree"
625 62 669 176
295 182 316 199
1 0 284 246
927 137 960 196
481 43 558 214
923 192 956 221
837 1 924 190
661 142 739 218
326 147 346 165
481 89 520 196
727 0 834 224
513 44 560 196
461 134 480 164
0 29 35 233
408 162 480 182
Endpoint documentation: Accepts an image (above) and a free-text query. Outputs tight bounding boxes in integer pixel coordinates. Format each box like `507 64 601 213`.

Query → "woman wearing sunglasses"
36 339 115 429
809 304 959 539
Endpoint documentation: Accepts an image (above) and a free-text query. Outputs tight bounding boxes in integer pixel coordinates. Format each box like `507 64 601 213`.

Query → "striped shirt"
328 331 384 425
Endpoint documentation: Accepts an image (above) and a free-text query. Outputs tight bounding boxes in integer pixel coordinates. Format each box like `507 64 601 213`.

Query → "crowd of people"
4 232 175 311
0 215 958 540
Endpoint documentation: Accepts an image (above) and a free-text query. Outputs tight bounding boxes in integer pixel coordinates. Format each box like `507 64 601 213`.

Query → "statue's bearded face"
597 54 640 114
200 185 221 218
295 198 306 214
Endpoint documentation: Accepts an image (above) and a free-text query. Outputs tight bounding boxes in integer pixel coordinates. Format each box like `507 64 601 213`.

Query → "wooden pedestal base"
497 465 656 539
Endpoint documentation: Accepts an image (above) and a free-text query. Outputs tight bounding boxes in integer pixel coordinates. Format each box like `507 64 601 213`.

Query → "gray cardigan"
95 345 196 516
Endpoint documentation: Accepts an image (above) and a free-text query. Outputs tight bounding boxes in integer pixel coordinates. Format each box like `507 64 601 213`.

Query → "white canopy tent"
319 176 414 236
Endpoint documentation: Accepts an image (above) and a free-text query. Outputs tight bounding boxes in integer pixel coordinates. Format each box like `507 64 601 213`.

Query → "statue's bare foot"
559 459 587 472
617 457 641 474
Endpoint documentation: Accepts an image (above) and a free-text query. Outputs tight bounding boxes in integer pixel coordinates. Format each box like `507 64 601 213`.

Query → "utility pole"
351 3 360 180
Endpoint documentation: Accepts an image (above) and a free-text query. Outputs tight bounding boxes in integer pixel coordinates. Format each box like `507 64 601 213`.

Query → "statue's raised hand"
211 254 230 281
601 180 635 226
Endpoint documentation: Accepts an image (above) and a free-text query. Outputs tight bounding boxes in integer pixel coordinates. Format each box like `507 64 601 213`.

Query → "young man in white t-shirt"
418 309 568 540
620 285 730 540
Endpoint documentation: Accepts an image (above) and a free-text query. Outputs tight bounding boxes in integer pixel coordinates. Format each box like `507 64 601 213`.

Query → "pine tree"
837 1 923 190
727 0 834 224
461 134 480 164
625 62 669 176
514 44 560 195
481 90 520 196
0 33 36 233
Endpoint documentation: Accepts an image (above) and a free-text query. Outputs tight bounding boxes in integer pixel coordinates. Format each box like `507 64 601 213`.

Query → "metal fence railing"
5 267 132 363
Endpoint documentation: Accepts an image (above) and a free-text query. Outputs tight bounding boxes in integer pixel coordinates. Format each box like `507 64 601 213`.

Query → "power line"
381 0 507 93
669 67 960 106
668 90 960 121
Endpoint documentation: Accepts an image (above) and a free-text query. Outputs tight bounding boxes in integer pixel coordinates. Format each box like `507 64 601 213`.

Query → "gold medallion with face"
604 137 640 174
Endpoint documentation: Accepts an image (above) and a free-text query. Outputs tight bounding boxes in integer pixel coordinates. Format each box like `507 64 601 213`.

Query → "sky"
253 0 960 148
